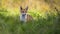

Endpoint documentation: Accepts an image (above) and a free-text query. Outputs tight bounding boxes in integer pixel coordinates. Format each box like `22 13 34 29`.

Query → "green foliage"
0 8 60 34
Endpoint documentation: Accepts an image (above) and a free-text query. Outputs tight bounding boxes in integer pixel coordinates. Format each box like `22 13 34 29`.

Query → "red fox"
20 6 33 22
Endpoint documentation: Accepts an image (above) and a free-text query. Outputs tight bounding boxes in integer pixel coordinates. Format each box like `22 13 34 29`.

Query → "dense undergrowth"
0 8 60 34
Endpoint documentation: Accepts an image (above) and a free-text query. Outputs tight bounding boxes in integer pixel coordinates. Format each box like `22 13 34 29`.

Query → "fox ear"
20 6 22 10
25 6 28 10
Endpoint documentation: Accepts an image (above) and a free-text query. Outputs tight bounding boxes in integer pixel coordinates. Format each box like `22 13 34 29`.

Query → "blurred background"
0 0 60 34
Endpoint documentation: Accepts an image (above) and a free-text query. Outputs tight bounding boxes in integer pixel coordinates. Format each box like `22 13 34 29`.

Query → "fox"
20 6 33 22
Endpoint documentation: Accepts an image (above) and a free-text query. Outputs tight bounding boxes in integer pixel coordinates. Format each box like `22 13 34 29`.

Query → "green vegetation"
0 0 60 34
0 8 60 34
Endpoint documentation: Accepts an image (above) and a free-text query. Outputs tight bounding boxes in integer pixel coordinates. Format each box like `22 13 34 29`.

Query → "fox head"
20 6 33 22
20 6 28 14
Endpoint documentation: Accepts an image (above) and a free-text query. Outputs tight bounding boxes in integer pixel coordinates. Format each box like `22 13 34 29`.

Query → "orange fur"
27 14 33 21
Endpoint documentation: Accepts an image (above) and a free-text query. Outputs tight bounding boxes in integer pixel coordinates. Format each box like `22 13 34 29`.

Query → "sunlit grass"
0 0 60 34
0 7 60 34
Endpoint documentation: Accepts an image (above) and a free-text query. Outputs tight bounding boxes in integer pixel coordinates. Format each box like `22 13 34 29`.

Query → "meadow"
0 0 60 34
0 7 60 34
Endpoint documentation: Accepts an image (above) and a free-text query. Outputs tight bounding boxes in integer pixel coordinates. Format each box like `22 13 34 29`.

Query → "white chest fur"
20 13 27 22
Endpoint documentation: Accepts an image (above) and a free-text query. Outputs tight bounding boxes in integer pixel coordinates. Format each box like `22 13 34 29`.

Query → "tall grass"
0 8 60 34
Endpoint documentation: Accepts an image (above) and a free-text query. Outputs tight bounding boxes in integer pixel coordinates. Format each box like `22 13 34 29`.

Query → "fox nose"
22 11 25 13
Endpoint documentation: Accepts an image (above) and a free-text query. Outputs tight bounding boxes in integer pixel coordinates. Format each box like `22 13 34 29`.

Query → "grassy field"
0 8 60 34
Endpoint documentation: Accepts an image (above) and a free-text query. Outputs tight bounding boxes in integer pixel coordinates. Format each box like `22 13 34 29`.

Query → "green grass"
0 8 60 34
